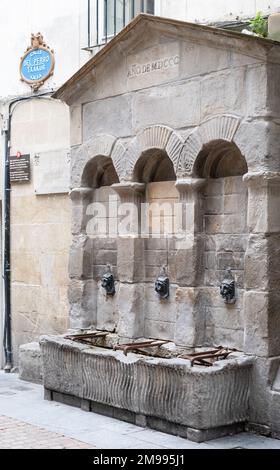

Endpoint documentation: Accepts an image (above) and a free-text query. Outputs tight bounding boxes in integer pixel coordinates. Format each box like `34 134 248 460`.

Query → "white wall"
0 0 90 98
159 0 280 23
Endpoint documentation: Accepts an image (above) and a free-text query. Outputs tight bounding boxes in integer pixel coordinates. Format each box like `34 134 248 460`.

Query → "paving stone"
2 372 280 449
0 416 93 449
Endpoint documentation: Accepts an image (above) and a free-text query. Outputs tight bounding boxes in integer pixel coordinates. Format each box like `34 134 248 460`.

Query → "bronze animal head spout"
101 265 115 296
155 267 169 299
220 268 236 304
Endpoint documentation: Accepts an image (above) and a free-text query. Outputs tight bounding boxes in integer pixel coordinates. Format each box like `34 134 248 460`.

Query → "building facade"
1 0 280 369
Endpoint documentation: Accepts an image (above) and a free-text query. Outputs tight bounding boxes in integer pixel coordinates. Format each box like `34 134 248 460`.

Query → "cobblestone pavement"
1 372 280 449
0 415 92 449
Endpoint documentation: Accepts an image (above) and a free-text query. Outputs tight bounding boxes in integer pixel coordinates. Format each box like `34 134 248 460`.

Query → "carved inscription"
127 55 180 79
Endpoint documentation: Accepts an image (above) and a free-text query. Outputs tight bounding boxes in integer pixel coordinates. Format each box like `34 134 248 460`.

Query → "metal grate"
65 331 109 346
87 0 155 48
114 339 169 356
179 347 236 367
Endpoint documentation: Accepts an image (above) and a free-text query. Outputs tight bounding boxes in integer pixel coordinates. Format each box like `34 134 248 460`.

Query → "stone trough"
40 335 253 442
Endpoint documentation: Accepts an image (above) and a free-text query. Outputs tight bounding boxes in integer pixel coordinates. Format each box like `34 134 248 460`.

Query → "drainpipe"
2 93 52 372
3 105 12 372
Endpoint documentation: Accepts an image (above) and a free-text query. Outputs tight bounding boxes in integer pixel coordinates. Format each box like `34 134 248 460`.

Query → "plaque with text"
20 33 55 91
10 154 31 183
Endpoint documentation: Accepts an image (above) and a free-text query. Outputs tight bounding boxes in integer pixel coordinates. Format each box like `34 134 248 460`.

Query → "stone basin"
40 335 254 442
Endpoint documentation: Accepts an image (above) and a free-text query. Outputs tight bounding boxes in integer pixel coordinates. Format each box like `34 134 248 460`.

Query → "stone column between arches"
112 182 146 339
173 178 206 347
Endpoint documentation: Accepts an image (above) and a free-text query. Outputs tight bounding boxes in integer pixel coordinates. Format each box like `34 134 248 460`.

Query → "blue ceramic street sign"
20 34 55 91
21 48 52 82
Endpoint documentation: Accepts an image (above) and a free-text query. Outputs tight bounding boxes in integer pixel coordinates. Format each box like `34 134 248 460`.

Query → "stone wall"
144 181 179 341
10 99 71 364
203 176 248 350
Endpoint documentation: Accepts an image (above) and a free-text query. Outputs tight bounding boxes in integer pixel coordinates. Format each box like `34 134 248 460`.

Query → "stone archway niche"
195 140 249 351
68 152 120 331
134 148 179 343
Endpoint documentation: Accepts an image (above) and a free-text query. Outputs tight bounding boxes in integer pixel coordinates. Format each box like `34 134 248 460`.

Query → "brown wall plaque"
10 154 31 183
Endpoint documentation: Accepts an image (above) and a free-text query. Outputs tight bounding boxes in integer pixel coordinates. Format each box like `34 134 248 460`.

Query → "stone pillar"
68 187 97 329
244 172 280 358
112 182 146 338
175 178 206 286
174 178 206 347
70 187 93 236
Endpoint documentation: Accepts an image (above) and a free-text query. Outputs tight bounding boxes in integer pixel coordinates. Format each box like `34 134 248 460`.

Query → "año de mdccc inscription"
127 55 180 78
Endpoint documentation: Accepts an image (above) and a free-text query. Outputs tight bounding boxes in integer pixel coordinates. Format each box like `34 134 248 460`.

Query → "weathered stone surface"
206 234 248 253
244 235 269 291
244 291 270 357
186 423 245 443
68 279 97 329
200 68 247 120
132 80 200 132
69 235 94 280
267 63 280 115
40 336 86 397
117 283 145 338
83 95 133 141
144 319 175 342
175 237 205 287
271 392 280 437
179 42 229 80
244 291 280 357
246 174 280 234
70 188 93 235
246 64 268 118
248 357 275 426
117 238 145 283
245 235 280 291
126 40 181 93
41 336 253 436
145 284 177 324
96 282 119 332
19 343 43 385
70 105 82 147
206 326 244 351
234 120 280 173
174 287 205 347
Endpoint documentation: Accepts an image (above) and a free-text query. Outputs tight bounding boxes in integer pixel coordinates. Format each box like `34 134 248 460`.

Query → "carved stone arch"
73 134 117 188
116 125 185 181
86 134 116 159
177 114 242 177
111 140 129 181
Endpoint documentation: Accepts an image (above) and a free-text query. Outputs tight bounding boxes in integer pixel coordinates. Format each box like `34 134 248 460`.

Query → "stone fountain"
41 15 280 441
